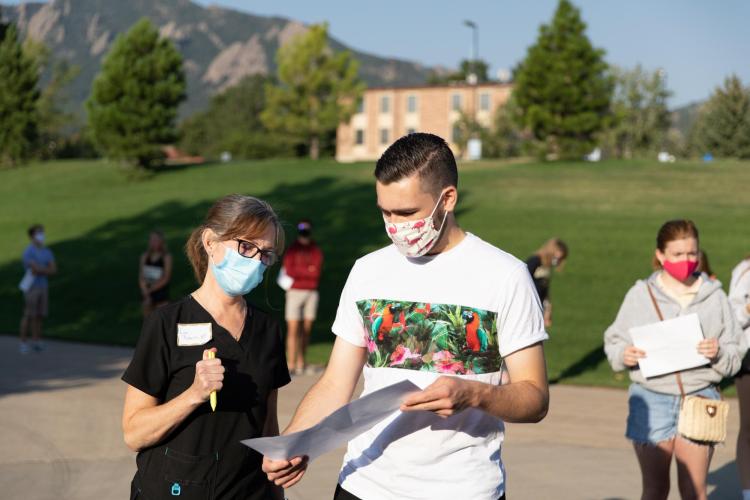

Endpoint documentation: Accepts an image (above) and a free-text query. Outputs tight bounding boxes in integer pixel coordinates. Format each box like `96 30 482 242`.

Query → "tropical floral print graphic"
356 299 501 374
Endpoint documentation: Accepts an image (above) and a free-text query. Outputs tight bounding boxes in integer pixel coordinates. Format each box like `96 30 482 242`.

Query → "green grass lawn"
1 157 749 388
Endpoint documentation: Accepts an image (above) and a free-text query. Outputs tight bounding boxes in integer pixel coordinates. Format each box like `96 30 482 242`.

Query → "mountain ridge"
0 0 439 117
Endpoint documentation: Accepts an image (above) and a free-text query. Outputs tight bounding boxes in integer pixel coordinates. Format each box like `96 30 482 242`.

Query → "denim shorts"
626 383 720 445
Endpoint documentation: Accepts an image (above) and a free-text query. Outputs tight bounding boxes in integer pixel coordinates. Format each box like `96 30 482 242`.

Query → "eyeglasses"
235 239 278 266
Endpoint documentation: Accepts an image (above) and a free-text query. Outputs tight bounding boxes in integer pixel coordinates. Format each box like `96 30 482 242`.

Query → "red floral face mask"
662 259 699 282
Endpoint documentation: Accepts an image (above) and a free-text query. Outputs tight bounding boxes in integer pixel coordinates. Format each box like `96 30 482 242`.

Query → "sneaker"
19 342 30 354
32 341 45 352
304 365 322 375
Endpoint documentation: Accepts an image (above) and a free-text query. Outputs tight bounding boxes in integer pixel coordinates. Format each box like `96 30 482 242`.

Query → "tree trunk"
309 136 320 160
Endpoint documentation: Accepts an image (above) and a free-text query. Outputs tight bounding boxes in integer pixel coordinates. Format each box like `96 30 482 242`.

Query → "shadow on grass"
0 170 473 394
549 344 607 384
0 175 388 345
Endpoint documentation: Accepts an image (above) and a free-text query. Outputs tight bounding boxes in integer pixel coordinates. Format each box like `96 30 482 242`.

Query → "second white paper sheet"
629 313 709 378
241 380 420 461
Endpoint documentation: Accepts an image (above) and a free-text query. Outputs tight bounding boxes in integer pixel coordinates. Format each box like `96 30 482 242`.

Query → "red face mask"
662 259 699 282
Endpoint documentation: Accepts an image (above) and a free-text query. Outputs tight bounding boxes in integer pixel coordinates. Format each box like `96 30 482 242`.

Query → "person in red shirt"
283 219 324 375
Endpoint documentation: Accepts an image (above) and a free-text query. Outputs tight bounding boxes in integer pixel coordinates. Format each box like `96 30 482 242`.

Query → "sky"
193 0 750 108
6 0 750 107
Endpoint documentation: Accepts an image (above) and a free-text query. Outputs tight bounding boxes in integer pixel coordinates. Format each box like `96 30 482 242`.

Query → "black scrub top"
122 295 290 500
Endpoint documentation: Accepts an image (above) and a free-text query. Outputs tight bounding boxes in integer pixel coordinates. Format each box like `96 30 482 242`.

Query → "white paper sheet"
629 313 709 378
18 269 34 293
242 380 420 461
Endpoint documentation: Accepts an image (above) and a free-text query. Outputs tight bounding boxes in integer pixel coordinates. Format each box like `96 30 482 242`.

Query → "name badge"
177 323 212 346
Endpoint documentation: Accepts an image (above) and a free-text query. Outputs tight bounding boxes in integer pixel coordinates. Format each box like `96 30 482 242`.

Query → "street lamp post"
463 20 478 84
463 20 481 160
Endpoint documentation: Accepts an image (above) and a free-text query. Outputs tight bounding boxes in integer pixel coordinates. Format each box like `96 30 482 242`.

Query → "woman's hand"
262 456 308 488
697 338 720 361
189 348 224 404
623 345 646 367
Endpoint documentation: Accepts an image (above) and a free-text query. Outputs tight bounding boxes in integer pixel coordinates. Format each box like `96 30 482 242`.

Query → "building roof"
363 81 513 92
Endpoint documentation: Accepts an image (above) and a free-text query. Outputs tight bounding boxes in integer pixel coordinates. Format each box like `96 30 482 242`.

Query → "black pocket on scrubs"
161 447 217 500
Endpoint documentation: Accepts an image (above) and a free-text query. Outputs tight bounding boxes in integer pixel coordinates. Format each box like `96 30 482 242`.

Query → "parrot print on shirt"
357 299 500 374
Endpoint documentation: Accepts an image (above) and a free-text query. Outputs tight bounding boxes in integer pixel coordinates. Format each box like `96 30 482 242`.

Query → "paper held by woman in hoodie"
629 313 709 378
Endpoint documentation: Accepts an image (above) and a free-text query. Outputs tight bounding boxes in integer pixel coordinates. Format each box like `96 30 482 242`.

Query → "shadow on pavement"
708 459 740 499
0 336 133 397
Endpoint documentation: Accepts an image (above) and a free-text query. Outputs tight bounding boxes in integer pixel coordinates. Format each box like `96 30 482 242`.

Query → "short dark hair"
27 224 43 238
374 133 458 194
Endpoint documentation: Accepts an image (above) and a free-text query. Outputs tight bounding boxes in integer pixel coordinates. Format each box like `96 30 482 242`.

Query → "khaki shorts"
285 289 319 321
24 286 49 318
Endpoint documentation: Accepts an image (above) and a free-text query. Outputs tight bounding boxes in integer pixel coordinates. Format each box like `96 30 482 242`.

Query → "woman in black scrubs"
122 194 293 499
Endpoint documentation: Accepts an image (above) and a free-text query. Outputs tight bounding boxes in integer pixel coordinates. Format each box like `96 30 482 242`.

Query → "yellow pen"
207 350 217 411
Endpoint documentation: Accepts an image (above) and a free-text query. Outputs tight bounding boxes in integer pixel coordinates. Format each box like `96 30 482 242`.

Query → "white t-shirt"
332 232 548 500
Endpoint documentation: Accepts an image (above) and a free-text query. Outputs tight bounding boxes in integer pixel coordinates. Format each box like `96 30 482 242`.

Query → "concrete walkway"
0 337 741 499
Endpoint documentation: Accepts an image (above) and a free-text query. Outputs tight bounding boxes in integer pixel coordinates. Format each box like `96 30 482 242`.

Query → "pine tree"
261 23 364 160
513 0 613 159
690 75 750 159
0 23 40 166
87 18 185 169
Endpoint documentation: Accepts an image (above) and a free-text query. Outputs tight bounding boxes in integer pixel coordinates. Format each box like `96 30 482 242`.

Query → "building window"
451 93 462 111
380 95 390 113
356 97 364 114
407 95 417 113
355 129 364 145
479 93 490 111
452 124 461 143
380 128 390 145
406 128 416 135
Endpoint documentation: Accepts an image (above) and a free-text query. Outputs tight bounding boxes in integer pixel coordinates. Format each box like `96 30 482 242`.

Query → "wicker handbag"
676 386 729 442
646 284 729 444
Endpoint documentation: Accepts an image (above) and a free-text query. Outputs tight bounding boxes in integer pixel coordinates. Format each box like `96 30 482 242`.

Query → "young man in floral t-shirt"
264 133 549 500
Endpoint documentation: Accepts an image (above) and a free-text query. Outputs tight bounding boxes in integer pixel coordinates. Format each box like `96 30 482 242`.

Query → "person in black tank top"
525 238 568 329
139 230 173 316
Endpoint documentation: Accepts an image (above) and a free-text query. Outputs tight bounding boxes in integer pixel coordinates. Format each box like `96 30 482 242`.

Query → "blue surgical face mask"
210 245 266 297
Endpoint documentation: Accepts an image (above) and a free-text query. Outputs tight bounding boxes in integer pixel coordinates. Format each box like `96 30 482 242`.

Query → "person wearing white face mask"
122 195 290 500
263 133 550 500
19 223 56 354
604 219 745 500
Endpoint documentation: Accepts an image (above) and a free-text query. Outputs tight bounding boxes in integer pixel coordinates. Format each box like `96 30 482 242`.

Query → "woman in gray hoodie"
730 255 750 499
604 219 744 500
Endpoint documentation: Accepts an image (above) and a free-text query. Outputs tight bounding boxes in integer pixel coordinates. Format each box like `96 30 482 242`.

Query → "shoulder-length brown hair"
185 194 284 283
652 219 699 270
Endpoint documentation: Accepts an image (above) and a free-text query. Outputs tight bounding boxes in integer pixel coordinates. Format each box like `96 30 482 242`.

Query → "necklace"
230 302 248 341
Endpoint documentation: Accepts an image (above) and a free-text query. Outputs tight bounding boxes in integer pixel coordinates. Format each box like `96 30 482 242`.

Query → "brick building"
336 82 512 162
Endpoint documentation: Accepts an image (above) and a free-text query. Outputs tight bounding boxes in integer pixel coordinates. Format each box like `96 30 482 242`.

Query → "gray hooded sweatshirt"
604 272 746 395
